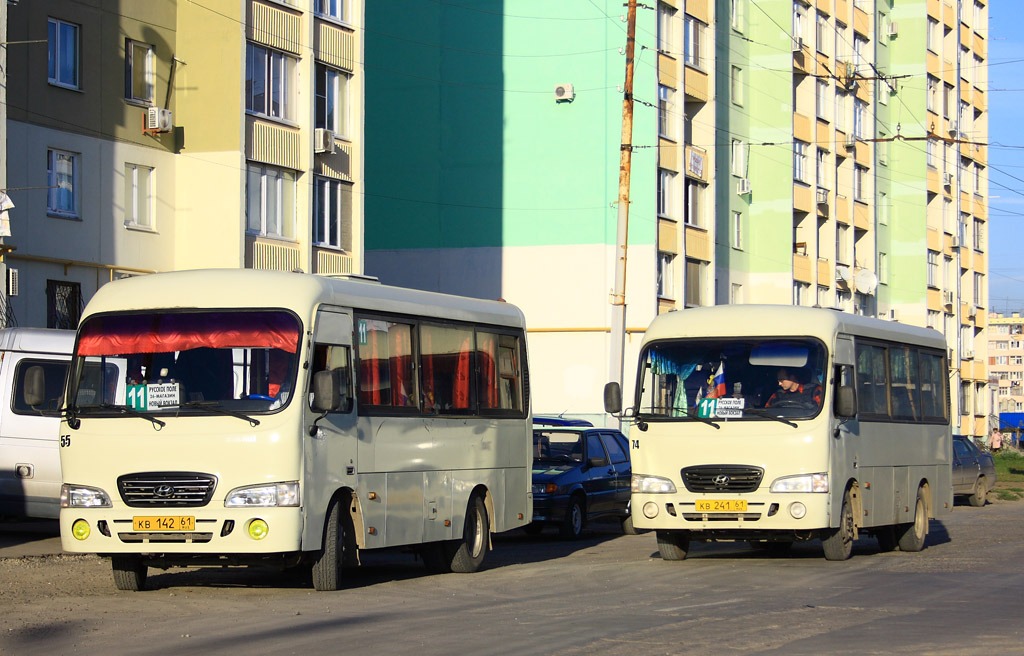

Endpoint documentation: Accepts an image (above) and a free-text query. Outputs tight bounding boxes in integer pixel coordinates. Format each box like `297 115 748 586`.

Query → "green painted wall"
364 0 656 251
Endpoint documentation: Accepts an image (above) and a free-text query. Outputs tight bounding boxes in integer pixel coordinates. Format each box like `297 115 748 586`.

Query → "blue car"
528 425 636 538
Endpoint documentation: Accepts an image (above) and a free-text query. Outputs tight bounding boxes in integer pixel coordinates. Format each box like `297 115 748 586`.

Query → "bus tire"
822 489 855 561
875 525 898 553
656 531 689 561
111 555 147 591
896 486 928 552
968 477 988 507
312 498 344 591
559 495 585 540
448 494 490 573
621 514 641 536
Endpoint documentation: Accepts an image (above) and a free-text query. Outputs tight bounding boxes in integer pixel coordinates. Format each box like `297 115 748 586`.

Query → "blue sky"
986 0 1024 313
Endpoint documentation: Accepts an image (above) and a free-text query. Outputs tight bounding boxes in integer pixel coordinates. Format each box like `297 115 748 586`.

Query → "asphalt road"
1 498 1022 655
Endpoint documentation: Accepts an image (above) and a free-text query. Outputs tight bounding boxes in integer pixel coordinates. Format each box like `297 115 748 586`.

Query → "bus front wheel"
656 531 689 561
822 489 855 561
312 499 344 591
896 486 928 552
111 555 148 591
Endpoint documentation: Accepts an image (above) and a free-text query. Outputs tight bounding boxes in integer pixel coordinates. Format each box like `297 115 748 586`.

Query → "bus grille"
117 472 218 508
681 465 763 493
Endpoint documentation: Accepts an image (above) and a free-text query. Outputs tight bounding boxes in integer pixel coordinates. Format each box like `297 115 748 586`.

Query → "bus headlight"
225 482 300 507
632 474 677 494
60 484 112 508
770 473 828 493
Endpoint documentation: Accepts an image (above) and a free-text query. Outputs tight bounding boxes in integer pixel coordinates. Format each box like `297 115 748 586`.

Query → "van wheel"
822 489 855 561
312 499 344 591
896 486 928 552
111 556 147 591
656 531 689 561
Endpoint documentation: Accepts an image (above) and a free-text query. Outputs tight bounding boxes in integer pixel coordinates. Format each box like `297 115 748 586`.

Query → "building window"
837 225 849 264
974 272 984 306
943 84 953 119
794 141 808 183
731 0 744 31
835 91 847 133
816 79 829 120
246 164 296 239
731 283 744 304
927 18 939 52
974 164 983 195
126 39 155 105
793 2 806 44
927 76 938 113
47 18 80 89
47 149 79 218
314 0 347 22
685 178 703 227
731 66 743 106
657 169 676 219
124 163 154 229
878 252 888 284
816 148 828 188
313 176 351 250
657 252 675 299
315 64 350 137
731 139 745 176
815 13 828 55
927 250 939 288
46 280 82 330
878 191 888 224
658 85 677 140
853 100 868 139
657 2 677 52
927 310 941 330
853 35 866 72
926 138 937 168
684 17 704 69
245 43 295 121
854 165 866 202
793 281 811 306
817 286 829 307
732 211 742 249
973 218 984 251
685 258 704 307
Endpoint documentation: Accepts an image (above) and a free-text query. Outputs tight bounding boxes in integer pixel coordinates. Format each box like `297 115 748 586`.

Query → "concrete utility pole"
609 0 637 415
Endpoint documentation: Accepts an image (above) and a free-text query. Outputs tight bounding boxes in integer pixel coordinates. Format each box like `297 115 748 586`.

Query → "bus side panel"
384 471 426 547
357 472 387 549
893 466 912 524
863 466 896 527
452 468 503 534
423 470 454 542
504 465 529 532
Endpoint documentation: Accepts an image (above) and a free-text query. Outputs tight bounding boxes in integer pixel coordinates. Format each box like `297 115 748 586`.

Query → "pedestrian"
990 429 1003 453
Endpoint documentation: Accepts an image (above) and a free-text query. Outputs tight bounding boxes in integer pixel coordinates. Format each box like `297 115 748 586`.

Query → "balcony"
247 237 301 272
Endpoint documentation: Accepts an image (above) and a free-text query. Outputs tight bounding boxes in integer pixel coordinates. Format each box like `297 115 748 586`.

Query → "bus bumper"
631 493 831 537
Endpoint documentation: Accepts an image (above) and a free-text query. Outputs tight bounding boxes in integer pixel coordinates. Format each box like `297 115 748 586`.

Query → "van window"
12 359 69 416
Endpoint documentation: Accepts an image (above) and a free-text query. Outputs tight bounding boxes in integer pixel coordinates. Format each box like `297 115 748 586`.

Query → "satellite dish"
855 269 878 295
836 265 852 282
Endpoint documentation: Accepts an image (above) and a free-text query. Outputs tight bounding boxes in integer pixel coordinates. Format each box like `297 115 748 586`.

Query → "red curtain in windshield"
78 312 300 356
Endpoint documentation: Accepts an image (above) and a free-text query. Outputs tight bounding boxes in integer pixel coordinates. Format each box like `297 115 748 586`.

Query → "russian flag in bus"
705 362 727 399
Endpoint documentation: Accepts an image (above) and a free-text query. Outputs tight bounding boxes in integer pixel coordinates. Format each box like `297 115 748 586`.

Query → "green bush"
994 449 1024 483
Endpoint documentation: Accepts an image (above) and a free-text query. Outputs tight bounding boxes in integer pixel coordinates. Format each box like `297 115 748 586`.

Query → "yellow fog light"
71 519 91 541
247 519 269 540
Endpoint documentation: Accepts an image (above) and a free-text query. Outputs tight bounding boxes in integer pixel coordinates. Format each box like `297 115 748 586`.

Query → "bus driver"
766 367 822 410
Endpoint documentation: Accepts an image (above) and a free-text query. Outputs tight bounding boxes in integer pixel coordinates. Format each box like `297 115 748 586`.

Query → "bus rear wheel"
656 531 690 561
111 555 148 591
896 486 928 552
426 494 490 574
822 489 855 561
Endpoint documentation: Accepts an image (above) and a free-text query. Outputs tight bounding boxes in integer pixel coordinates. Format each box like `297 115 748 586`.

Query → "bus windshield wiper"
179 401 260 427
681 407 721 429
638 408 721 429
742 407 798 428
76 403 167 429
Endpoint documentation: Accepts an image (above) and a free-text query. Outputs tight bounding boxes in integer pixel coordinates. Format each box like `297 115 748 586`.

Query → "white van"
0 328 75 519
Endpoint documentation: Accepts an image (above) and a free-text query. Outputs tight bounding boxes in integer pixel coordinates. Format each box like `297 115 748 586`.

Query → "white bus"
604 305 951 561
38 269 531 590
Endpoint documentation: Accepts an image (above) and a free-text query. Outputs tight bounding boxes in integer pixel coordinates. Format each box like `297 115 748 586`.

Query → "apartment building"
4 0 364 328
989 312 1023 414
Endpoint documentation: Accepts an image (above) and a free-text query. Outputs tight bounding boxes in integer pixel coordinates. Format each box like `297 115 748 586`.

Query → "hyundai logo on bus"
154 485 175 498
713 475 731 486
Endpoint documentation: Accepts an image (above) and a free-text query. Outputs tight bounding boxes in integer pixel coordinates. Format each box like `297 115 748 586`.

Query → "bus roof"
642 305 947 350
0 328 75 354
80 269 527 329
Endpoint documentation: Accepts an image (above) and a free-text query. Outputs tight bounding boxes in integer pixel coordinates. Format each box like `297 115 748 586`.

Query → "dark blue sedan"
528 425 635 538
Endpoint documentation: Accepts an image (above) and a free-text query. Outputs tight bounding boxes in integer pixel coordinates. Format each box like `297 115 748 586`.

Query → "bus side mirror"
835 385 856 418
604 382 622 415
311 370 341 413
23 366 45 408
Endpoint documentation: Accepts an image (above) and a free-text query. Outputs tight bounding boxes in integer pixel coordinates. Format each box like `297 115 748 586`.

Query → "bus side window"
311 343 352 414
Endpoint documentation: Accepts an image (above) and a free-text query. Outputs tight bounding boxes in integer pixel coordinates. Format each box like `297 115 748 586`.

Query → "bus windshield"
68 310 302 415
637 338 828 422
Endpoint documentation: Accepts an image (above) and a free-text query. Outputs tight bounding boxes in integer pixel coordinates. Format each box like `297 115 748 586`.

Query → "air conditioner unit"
948 120 958 136
145 107 173 133
737 178 751 195
943 290 954 305
970 304 980 317
816 188 828 204
844 134 856 149
951 234 961 247
6 267 18 297
554 83 575 102
792 37 804 53
314 128 335 154
888 22 899 37
943 172 954 186
963 349 975 360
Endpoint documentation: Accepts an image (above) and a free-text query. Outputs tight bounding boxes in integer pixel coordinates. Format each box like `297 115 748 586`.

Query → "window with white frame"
657 252 676 299
685 178 704 227
313 176 351 250
927 250 939 287
245 43 295 121
816 148 828 188
684 259 704 307
943 84 953 118
658 85 677 140
974 218 984 251
974 54 984 87
316 63 350 138
816 79 829 120
817 286 829 307
732 211 742 249
836 290 852 311
878 251 888 284
246 163 296 239
835 24 848 62
794 141 808 183
926 138 937 168
837 224 849 264
853 99 868 139
816 13 828 54
974 164 983 195
657 168 676 219
47 148 79 218
684 16 704 69
928 310 940 330
731 66 743 105
853 36 866 73
657 2 677 53
974 272 984 305
961 46 971 84
960 212 970 245
793 281 811 306
731 283 744 304
944 141 952 174
731 139 745 176
124 163 154 229
975 1 984 28
854 164 866 201
878 191 888 224
48 18 80 89
793 2 806 45
943 196 954 233
731 0 744 32
927 18 939 52
314 0 347 22
126 39 155 105
835 92 847 132
927 76 938 112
